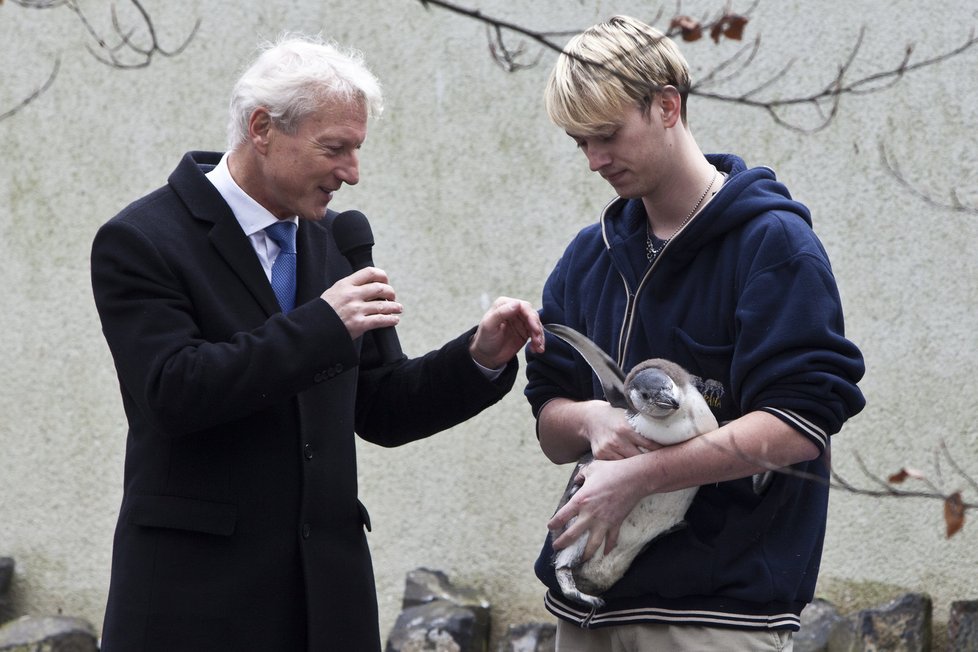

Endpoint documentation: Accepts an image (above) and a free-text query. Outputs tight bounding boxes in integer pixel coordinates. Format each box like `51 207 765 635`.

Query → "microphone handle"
343 250 403 365
372 323 404 365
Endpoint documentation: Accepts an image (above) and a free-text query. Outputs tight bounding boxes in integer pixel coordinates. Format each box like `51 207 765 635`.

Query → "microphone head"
332 210 374 257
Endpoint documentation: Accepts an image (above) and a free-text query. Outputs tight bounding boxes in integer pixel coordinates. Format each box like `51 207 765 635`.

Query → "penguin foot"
581 605 599 628
556 567 605 611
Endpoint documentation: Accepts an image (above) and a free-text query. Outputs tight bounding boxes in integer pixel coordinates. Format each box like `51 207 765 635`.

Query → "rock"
0 615 98 652
402 568 489 612
385 601 482 652
850 592 932 652
795 598 847 652
386 569 491 652
948 600 978 651
496 623 555 652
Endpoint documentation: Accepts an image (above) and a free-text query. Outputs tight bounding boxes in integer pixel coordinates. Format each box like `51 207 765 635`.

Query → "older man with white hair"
92 34 543 651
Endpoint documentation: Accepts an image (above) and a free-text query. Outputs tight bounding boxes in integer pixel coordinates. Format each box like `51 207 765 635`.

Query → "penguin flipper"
544 323 627 408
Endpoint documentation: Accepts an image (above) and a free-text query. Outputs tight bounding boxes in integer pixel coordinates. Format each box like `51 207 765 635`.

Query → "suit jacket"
91 151 517 651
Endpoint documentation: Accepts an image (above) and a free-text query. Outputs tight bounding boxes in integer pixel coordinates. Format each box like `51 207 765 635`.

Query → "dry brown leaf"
723 14 749 41
710 14 750 43
887 467 927 484
670 16 703 42
887 469 908 483
945 491 965 538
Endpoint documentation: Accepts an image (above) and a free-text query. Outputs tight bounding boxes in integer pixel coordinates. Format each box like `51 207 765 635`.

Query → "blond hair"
545 15 690 135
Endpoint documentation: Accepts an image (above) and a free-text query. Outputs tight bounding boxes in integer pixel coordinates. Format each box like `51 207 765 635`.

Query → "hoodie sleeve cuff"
759 407 830 451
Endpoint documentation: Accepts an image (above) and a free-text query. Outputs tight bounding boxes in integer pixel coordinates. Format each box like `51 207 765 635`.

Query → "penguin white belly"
555 485 697 603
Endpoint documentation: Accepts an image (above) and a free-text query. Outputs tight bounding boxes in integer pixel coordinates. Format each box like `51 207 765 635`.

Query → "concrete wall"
1 0 976 645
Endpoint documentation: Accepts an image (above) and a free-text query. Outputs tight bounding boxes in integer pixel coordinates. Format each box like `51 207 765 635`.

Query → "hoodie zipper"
600 199 663 367
605 206 693 367
618 257 657 365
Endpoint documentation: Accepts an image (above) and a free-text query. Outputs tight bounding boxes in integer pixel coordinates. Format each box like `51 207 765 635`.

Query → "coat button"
303 443 314 460
301 523 311 539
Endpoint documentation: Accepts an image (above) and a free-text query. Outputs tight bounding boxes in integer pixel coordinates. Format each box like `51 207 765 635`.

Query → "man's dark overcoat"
92 151 516 651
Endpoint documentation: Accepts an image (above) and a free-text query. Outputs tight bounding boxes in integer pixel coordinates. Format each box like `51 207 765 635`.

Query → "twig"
697 428 978 525
2 0 199 121
0 59 60 121
880 143 978 214
74 0 200 70
415 0 978 133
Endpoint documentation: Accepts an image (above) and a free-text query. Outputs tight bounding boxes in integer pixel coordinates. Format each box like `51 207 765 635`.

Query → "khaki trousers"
555 620 793 652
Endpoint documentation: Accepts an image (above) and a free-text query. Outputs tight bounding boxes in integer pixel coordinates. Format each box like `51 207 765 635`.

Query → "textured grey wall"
1 0 976 645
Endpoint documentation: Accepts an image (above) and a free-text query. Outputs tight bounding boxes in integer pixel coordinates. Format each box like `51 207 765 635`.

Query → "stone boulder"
0 616 98 652
795 598 848 652
853 592 932 652
948 600 978 651
386 568 491 652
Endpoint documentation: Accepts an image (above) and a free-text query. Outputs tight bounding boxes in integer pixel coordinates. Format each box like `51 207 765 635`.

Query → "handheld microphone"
331 210 404 364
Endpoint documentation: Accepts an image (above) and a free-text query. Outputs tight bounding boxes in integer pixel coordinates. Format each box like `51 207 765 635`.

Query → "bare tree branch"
419 0 751 78
487 24 543 73
880 143 978 214
0 58 60 121
938 439 978 496
830 450 974 538
700 430 976 537
1 0 198 120
72 0 201 70
415 0 978 134
703 27 978 133
11 0 71 7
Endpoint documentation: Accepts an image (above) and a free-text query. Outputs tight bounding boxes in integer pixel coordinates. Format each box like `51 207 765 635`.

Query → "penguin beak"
654 392 680 411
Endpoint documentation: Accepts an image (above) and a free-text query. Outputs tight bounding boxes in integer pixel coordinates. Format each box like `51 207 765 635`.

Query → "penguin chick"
544 324 718 610
624 359 718 445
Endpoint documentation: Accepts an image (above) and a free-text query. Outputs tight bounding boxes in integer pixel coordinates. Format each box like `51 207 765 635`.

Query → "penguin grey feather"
544 323 718 610
541 323 628 408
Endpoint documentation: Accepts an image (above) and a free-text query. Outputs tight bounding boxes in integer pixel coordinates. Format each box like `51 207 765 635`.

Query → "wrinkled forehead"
291 95 368 132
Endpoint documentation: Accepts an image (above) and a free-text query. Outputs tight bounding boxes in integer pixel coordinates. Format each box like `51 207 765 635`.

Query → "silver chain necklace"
646 170 719 262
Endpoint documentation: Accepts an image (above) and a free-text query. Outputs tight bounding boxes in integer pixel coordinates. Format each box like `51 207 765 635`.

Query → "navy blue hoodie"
525 153 865 630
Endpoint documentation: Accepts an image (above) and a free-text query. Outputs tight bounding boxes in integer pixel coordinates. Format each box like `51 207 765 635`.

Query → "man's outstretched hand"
469 297 545 370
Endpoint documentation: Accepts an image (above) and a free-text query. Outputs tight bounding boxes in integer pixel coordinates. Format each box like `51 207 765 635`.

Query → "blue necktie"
264 221 297 312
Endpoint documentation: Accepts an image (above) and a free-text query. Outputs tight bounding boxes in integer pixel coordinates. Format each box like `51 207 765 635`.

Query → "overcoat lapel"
168 151 282 317
209 216 282 316
295 219 329 307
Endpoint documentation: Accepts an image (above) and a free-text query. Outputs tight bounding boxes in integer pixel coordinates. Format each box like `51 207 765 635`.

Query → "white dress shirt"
205 152 297 283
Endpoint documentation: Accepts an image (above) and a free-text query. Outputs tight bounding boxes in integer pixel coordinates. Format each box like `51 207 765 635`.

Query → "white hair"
226 33 383 150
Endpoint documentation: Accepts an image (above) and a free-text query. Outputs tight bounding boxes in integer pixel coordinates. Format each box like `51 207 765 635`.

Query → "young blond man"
525 16 865 651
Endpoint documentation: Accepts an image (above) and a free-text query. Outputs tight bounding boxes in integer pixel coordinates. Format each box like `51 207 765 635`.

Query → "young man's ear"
658 85 683 128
